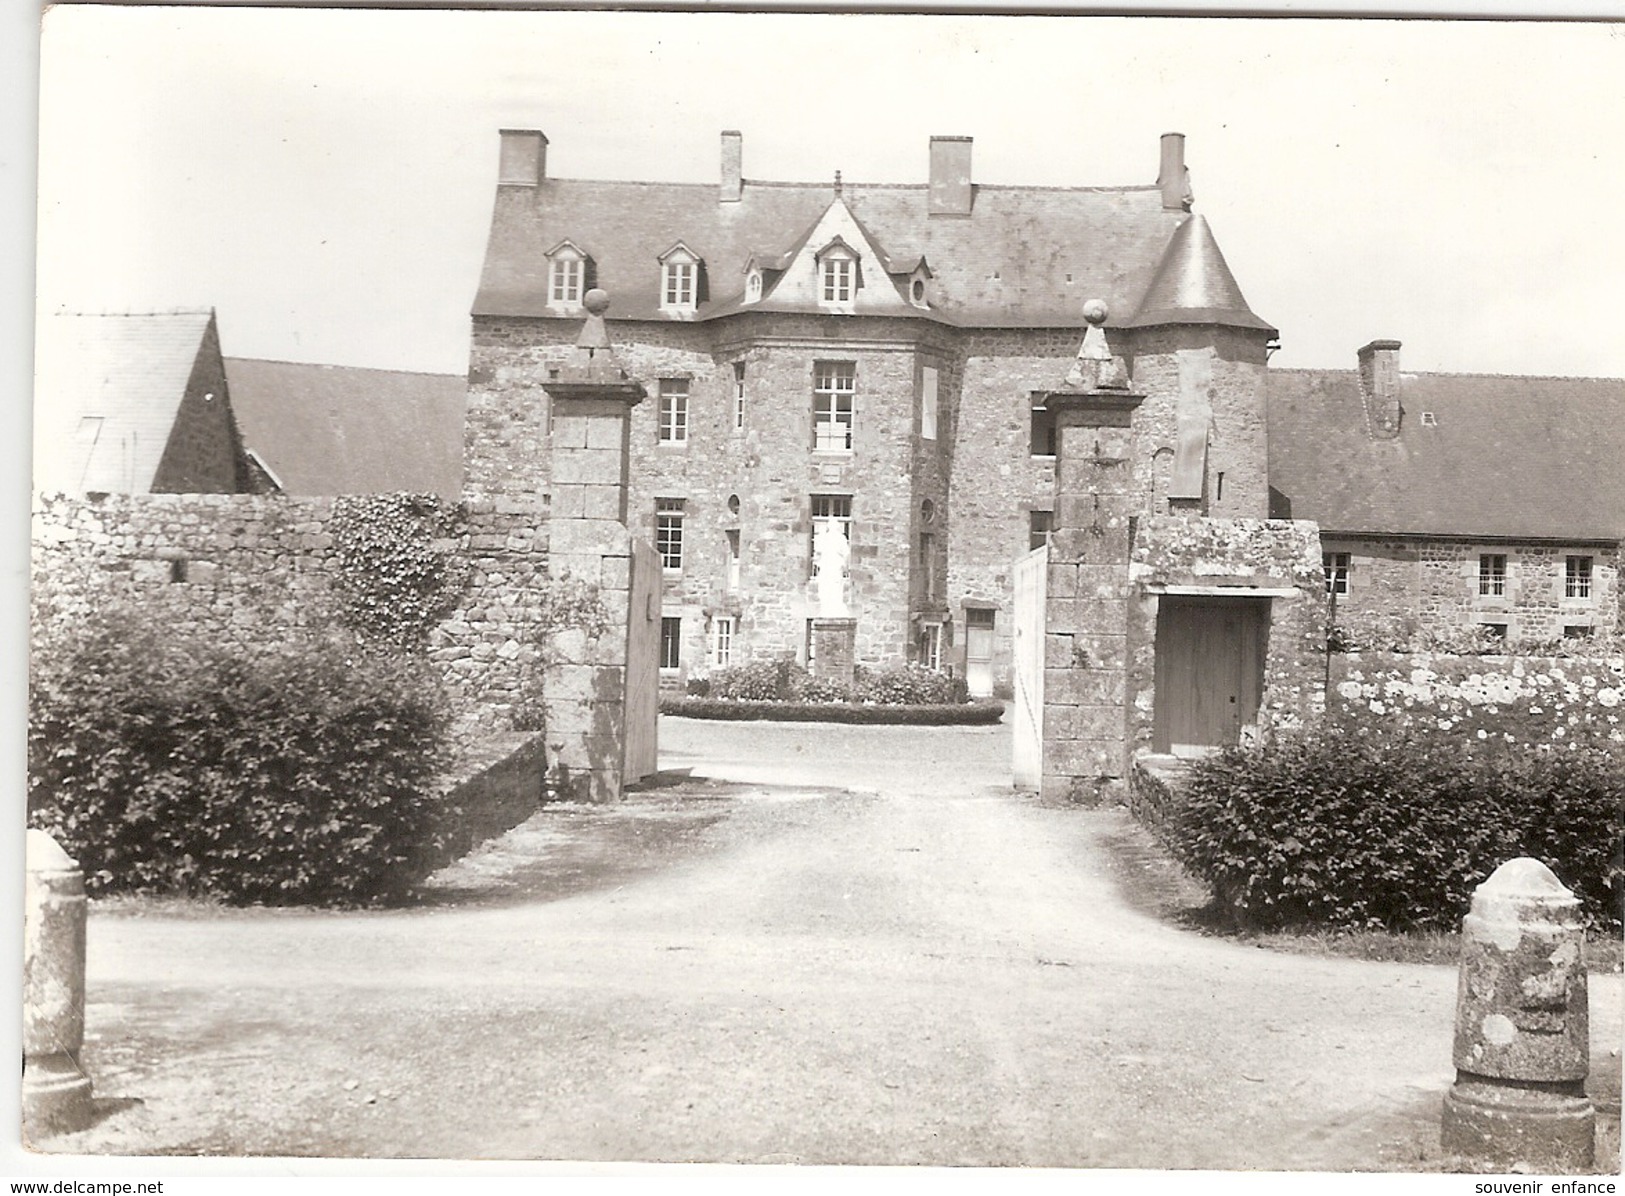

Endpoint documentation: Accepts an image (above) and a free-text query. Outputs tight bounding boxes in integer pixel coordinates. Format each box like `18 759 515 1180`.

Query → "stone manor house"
466 129 1624 697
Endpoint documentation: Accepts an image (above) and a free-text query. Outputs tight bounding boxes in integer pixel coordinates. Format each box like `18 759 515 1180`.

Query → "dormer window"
746 270 763 304
546 241 589 311
816 239 859 307
904 259 933 309
658 243 702 315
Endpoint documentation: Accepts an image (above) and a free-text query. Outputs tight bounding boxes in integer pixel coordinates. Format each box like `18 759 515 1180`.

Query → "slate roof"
1267 369 1625 541
1126 214 1274 332
33 311 219 493
474 176 1205 328
224 358 466 498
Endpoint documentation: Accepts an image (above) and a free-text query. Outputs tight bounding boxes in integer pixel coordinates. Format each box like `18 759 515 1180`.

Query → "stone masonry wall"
1325 536 1622 643
31 492 552 756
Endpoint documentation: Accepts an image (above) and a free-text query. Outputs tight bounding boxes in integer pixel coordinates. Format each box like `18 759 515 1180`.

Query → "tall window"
1030 404 1058 457
821 256 854 303
1028 510 1053 552
920 365 939 441
660 617 682 670
733 362 746 431
1324 552 1351 597
725 529 741 592
546 242 588 310
919 623 943 671
659 244 700 313
809 494 852 572
658 379 689 444
813 362 856 452
1478 554 1508 597
711 617 735 668
655 498 684 571
919 531 938 599
1565 555 1594 599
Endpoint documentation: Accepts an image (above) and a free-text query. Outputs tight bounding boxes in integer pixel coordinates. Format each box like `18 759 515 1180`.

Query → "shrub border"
661 698 1005 726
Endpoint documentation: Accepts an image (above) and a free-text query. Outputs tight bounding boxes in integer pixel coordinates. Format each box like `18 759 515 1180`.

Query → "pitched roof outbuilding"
224 358 466 498
1267 368 1625 541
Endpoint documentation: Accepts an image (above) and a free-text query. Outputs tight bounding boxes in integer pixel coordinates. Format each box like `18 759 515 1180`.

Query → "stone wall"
1325 535 1622 643
31 491 552 755
1127 516 1328 757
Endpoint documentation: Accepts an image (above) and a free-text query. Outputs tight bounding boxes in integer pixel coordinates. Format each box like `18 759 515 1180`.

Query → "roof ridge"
224 355 461 381
1271 365 1625 384
539 177 1158 195
52 308 215 318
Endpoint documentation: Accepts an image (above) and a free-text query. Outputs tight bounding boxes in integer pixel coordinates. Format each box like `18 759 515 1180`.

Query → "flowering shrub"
1329 653 1625 750
1172 727 1622 933
704 659 969 707
854 663 969 706
709 658 799 701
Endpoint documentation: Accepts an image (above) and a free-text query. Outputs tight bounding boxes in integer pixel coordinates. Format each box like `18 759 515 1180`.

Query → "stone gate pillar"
540 289 650 801
1036 301 1144 803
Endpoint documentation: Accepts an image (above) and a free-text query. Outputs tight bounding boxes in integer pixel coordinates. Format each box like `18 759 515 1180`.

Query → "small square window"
1029 511 1053 553
1478 554 1507 598
1324 552 1351 597
658 379 689 445
1563 624 1593 640
1565 555 1594 600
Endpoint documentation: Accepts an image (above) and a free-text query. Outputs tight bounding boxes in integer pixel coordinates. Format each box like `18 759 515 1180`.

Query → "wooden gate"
1152 596 1267 756
621 538 661 785
1011 544 1047 789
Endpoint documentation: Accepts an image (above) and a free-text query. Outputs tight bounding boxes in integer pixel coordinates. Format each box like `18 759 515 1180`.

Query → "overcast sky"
31 10 1625 379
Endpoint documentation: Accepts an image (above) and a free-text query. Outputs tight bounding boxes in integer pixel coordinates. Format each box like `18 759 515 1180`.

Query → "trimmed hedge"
661 698 1005 726
29 607 453 906
1168 727 1623 934
700 658 973 707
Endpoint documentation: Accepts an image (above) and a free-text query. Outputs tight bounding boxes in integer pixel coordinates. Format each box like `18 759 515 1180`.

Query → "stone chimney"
720 130 743 203
929 135 973 216
498 129 548 187
1358 339 1403 438
1159 133 1191 211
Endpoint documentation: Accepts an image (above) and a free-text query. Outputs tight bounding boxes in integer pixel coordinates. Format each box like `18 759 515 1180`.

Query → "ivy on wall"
330 494 469 650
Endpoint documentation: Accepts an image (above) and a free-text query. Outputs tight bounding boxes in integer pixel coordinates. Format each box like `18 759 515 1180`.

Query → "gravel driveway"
35 715 1623 1169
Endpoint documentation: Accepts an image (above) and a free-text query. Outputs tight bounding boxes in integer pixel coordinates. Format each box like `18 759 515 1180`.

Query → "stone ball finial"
583 288 610 316
1083 299 1109 327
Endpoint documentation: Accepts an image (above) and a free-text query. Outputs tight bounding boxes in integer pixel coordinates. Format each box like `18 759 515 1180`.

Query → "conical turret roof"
1127 214 1274 332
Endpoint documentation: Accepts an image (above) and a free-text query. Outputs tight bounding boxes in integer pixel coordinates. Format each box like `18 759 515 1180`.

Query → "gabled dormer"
740 250 791 307
657 242 705 317
814 236 861 309
898 256 934 309
545 240 593 313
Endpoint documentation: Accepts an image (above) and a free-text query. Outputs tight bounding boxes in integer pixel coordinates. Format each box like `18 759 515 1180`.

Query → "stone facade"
1324 536 1622 642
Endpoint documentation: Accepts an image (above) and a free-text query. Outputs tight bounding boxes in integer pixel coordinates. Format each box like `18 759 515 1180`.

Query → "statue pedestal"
810 618 857 692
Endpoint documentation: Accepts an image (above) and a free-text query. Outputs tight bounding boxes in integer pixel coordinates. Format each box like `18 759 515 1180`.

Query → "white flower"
1554 726 1566 738
1597 687 1620 708
1336 681 1363 700
1476 729 1488 740
1370 700 1386 715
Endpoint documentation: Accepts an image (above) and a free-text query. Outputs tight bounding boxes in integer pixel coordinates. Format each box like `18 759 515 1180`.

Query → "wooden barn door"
1152 596 1267 757
621 538 661 785
1011 545 1047 789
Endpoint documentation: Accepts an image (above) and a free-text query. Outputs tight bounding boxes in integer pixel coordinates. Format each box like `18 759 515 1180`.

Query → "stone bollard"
23 830 94 1138
1441 858 1593 1171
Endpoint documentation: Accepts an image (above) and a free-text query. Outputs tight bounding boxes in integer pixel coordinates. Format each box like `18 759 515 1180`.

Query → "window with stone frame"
732 361 746 431
1478 553 1508 598
725 528 741 592
657 379 689 445
919 531 938 599
655 498 685 572
813 362 856 452
1029 510 1054 552
919 622 943 670
1323 552 1352 597
920 365 939 441
1030 404 1058 457
660 617 682 670
711 617 735 668
658 244 701 314
809 494 852 576
1565 555 1594 600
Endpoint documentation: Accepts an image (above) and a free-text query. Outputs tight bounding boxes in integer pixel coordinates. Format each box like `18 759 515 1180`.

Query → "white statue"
812 519 850 617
